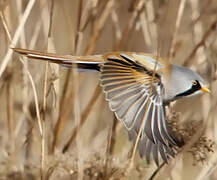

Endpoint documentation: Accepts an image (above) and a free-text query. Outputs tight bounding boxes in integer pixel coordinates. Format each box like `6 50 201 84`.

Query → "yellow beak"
201 87 210 93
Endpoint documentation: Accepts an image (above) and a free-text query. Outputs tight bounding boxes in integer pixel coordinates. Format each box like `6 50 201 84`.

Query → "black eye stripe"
192 80 201 88
176 80 201 97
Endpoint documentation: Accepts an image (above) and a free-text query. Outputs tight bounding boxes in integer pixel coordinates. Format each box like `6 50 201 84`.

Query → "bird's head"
163 64 210 102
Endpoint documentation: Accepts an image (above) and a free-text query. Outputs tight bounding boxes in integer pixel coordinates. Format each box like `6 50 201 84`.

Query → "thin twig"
72 64 84 180
111 9 121 41
74 0 83 54
51 70 74 153
85 0 114 54
51 0 83 153
108 115 118 155
19 59 43 136
116 0 145 50
62 84 101 153
148 163 166 180
143 0 158 51
104 115 118 178
0 12 12 41
6 71 14 141
183 19 217 67
40 1 55 178
20 58 44 180
0 0 36 78
169 0 187 60
48 0 55 38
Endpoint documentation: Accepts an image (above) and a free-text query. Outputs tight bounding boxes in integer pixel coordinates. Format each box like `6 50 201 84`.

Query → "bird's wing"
100 52 177 165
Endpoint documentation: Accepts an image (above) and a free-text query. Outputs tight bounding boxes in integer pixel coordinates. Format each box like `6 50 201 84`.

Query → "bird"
13 48 210 166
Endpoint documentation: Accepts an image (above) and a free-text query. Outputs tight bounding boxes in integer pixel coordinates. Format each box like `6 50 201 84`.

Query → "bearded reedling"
13 48 210 165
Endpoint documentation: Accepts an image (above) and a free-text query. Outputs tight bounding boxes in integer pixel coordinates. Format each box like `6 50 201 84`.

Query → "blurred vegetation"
0 0 216 179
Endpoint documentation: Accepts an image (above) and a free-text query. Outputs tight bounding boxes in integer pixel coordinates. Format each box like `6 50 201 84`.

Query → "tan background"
0 0 217 179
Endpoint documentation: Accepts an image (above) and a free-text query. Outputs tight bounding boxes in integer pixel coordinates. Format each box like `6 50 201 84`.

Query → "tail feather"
13 48 103 71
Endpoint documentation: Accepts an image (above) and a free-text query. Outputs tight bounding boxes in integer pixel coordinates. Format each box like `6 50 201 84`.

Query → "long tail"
13 48 104 71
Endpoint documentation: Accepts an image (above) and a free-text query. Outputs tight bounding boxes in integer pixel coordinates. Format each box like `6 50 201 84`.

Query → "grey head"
163 64 209 103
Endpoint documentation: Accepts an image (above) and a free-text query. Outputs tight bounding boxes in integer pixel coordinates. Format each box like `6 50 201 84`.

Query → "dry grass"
0 0 217 179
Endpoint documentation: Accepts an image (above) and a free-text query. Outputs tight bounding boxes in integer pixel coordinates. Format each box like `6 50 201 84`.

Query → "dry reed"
0 1 216 180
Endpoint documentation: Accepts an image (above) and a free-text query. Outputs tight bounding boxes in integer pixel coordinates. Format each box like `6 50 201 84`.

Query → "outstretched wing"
100 52 177 165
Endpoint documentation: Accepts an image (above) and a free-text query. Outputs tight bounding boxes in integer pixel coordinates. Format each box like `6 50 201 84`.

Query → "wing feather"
115 92 144 120
102 65 131 70
101 73 132 78
138 135 147 157
106 84 142 100
120 92 148 129
101 77 135 86
145 139 153 164
100 53 178 165
158 143 168 163
103 81 138 92
152 143 159 166
110 87 145 111
144 101 155 142
153 106 167 146
160 107 177 146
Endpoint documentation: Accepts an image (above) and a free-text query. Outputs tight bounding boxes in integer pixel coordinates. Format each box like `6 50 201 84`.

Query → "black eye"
192 80 201 89
192 80 198 86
